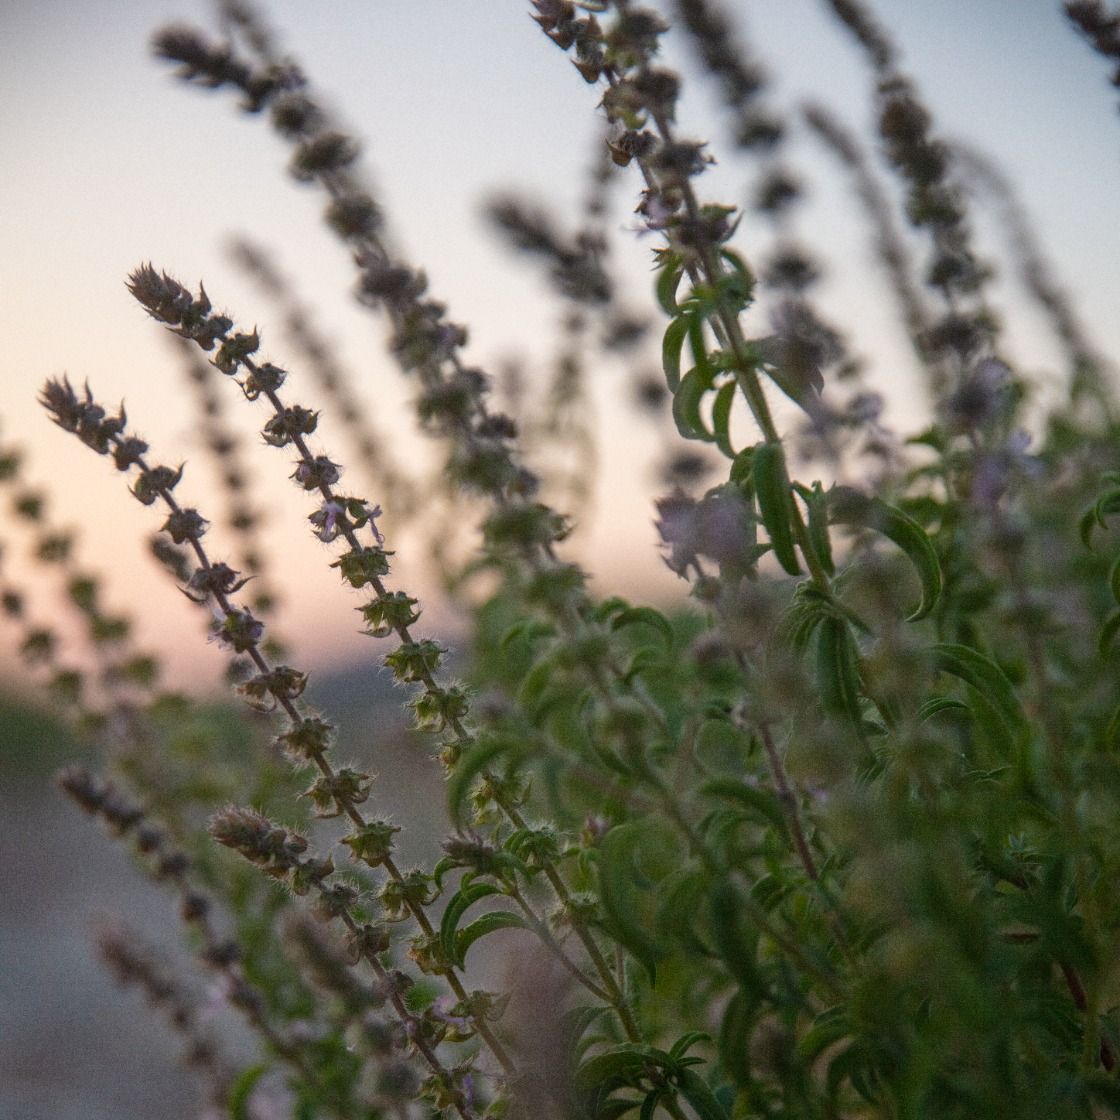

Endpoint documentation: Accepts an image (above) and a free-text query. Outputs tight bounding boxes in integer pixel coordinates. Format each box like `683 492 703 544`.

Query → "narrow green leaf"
830 485 942 620
562 1005 611 1057
711 381 737 458
576 1046 651 1094
752 873 794 913
1106 704 1120 749
675 1068 730 1120
228 1064 269 1120
917 696 970 723
1110 556 1120 606
699 777 787 833
717 991 754 1087
817 616 862 727
672 367 715 443
447 736 522 826
501 617 555 650
1080 507 1100 549
709 881 766 997
440 882 502 963
599 1100 643 1120
669 1031 713 1061
455 910 531 967
687 314 713 378
518 650 561 712
751 442 801 575
1100 611 1120 658
639 1090 665 1120
1081 489 1120 548
798 481 834 576
729 446 754 493
798 1005 851 1063
654 867 714 957
656 254 686 316
661 315 691 393
930 643 1025 739
600 823 668 984
718 248 755 309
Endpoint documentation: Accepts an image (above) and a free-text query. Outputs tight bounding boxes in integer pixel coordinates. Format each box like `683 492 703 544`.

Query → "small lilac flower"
309 497 383 544
971 428 1042 507
430 995 472 1036
636 190 675 231
310 499 346 543
366 503 384 545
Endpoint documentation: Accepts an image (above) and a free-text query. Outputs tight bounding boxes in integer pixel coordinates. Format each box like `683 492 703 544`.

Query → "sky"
0 0 1117 693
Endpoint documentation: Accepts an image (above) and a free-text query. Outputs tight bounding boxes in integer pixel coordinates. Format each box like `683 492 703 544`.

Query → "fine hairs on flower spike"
9 3 1120 1118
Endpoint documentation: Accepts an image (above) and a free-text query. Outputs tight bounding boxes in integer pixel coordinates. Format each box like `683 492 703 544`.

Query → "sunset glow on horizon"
2 0 1117 695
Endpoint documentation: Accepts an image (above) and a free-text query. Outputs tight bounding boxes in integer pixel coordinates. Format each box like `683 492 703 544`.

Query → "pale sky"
0 0 1117 692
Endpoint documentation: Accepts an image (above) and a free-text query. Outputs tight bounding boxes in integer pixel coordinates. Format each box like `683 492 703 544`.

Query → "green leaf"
611 605 674 649
711 381 737 458
687 314 713 377
929 643 1025 741
672 367 715 443
1079 507 1099 550
576 1045 651 1095
661 314 691 393
798 1005 851 1063
1081 488 1120 548
669 1031 713 1061
599 1100 643 1120
718 248 755 310
1110 556 1120 605
623 645 666 683
562 1005 611 1059
518 649 562 713
501 617 555 650
699 777 787 833
447 736 523 826
797 481 834 576
1106 704 1120 749
817 616 862 727
228 1063 269 1120
455 910 531 967
917 696 970 723
717 991 754 1087
1100 610 1120 657
729 446 754 493
709 881 766 997
827 1043 877 1103
829 486 942 620
654 867 714 957
751 442 801 575
440 881 502 963
656 254 687 316
675 1068 730 1120
599 822 669 984
750 872 793 912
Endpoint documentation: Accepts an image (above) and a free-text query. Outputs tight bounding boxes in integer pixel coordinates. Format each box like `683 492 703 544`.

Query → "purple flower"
430 995 472 1035
971 428 1042 507
310 499 346 542
309 497 383 544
